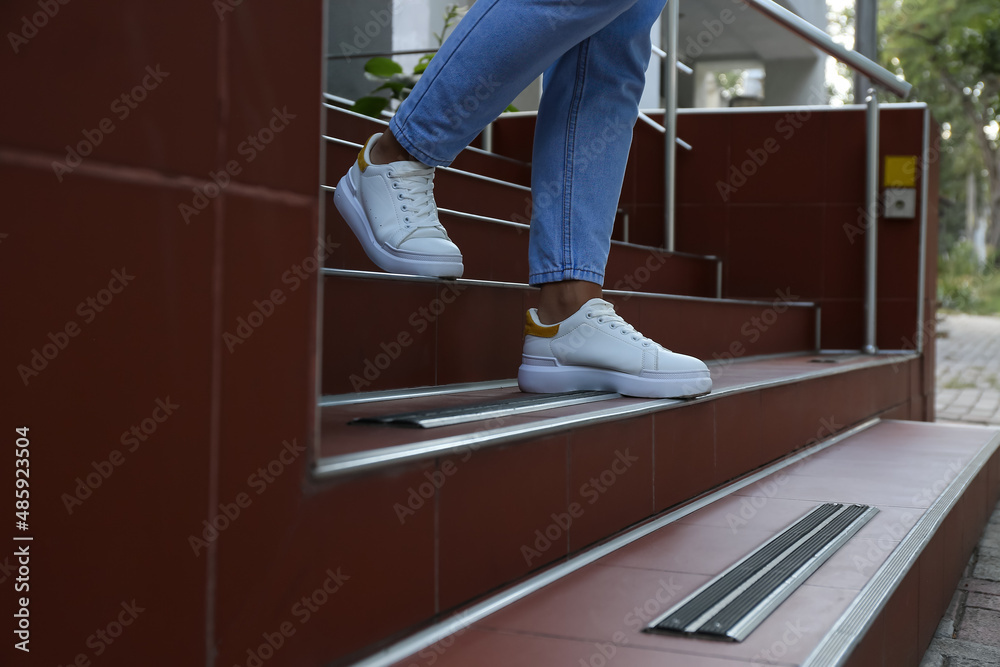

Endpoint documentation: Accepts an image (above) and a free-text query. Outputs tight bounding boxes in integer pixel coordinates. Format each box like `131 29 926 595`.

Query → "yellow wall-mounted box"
884 156 918 188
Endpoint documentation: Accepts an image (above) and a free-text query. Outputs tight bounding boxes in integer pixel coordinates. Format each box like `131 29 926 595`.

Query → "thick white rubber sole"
334 174 464 279
518 362 712 399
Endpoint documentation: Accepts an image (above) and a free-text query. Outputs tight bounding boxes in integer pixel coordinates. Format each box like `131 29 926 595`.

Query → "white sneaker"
334 133 464 278
518 298 712 398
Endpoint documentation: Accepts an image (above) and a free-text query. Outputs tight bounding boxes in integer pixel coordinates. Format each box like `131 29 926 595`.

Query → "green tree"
879 0 1000 254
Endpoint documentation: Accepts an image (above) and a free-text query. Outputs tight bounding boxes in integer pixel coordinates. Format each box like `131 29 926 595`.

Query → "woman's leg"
388 0 644 167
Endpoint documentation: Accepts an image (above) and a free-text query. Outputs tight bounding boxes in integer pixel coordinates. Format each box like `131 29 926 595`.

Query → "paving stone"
962 579 1000 596
968 593 1000 612
974 552 1000 582
958 607 1000 648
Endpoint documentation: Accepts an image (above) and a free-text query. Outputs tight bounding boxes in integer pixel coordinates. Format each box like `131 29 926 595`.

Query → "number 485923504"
15 427 29 527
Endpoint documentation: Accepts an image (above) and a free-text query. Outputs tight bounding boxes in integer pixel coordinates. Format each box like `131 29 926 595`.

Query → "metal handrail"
739 0 911 99
657 0 913 353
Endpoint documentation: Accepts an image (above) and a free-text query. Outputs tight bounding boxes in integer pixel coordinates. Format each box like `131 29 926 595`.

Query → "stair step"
320 269 818 395
345 419 1000 667
316 352 916 477
321 188 721 296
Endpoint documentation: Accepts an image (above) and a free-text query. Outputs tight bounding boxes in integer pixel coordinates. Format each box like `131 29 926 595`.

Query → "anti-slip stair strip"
351 390 618 428
320 379 518 408
647 503 877 641
344 419 881 667
652 504 842 633
802 425 1000 667
323 135 533 191
313 354 916 478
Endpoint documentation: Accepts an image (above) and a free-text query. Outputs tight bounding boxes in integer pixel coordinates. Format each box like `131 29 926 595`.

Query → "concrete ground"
922 313 1000 666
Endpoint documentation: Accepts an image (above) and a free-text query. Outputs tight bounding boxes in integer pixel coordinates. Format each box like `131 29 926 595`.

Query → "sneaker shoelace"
586 301 657 348
388 166 447 242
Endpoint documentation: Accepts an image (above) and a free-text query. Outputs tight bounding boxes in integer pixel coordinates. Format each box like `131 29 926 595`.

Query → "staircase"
290 99 1000 667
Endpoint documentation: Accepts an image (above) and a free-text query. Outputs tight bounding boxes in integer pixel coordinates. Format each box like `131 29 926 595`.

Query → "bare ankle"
536 280 603 324
370 131 416 165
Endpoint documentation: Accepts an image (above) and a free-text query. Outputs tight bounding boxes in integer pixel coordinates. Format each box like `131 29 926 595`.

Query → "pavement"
922 313 1000 666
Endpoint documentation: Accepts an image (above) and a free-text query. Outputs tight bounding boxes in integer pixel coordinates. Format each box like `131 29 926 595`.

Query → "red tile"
675 204 728 258
226 2 322 194
824 110 867 204
436 284 524 385
725 109 829 205
322 276 439 393
568 417 654 551
822 204 868 299
715 390 764 482
438 435 569 610
726 204 825 300
654 401 716 511
1 164 215 664
0 2 217 176
675 112 732 205
214 463 437 666
819 299 865 350
918 532 946 652
882 567 919 667
845 611 884 667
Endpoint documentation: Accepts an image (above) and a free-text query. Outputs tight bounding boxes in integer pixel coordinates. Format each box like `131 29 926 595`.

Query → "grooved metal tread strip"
647 503 878 642
350 390 618 428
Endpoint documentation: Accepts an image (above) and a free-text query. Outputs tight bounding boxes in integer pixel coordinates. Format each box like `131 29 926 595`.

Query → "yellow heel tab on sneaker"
357 134 378 172
524 310 559 338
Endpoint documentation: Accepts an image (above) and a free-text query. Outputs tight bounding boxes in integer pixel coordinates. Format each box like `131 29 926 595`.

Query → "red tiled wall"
665 106 935 358
1 2 321 665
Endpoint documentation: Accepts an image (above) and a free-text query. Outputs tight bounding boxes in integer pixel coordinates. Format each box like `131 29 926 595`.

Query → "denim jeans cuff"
528 268 605 286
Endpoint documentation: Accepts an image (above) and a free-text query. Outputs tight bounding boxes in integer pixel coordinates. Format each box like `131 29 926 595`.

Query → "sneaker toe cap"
397 236 462 258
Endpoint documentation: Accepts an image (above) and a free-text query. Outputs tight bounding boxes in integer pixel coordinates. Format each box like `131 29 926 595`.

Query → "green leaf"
364 57 403 78
374 81 406 96
504 104 518 113
351 96 390 118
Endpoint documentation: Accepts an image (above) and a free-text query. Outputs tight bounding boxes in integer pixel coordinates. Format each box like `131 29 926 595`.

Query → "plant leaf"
351 96 390 118
364 57 403 78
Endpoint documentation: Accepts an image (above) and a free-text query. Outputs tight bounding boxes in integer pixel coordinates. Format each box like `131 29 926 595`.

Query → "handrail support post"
863 89 880 354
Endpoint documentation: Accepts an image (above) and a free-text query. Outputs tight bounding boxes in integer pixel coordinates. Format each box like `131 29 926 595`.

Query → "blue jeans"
389 0 664 286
